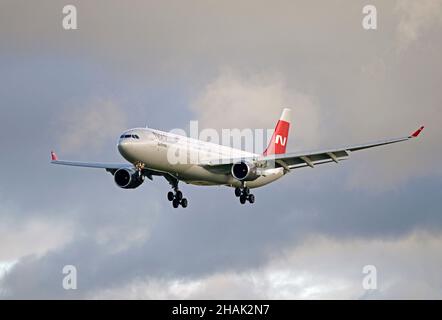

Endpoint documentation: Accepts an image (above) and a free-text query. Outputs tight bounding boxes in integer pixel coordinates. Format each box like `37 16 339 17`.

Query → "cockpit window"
120 134 140 139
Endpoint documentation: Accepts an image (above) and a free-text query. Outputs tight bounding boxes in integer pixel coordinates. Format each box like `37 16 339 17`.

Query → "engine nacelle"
231 161 260 181
114 168 144 189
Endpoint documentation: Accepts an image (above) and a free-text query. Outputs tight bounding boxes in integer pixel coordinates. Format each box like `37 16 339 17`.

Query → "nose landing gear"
235 185 255 204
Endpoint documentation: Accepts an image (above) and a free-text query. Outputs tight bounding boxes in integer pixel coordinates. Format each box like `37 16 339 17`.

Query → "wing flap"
265 149 349 169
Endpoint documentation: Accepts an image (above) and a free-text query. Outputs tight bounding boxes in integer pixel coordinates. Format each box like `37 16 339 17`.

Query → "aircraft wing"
203 126 424 171
50 151 134 174
49 151 166 180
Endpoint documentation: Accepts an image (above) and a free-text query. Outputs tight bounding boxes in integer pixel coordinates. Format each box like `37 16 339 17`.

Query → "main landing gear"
234 185 255 204
166 175 188 208
167 189 188 208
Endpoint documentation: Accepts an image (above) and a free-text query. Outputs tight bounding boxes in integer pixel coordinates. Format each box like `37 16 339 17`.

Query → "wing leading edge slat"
51 160 133 169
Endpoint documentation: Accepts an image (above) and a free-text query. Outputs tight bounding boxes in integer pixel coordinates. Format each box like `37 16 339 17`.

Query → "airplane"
51 108 424 208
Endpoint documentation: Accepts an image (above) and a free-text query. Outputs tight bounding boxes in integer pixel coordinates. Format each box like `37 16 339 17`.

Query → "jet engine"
114 168 144 189
231 161 260 181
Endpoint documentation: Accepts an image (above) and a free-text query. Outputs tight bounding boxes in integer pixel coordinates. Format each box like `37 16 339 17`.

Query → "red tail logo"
275 135 287 146
263 108 291 156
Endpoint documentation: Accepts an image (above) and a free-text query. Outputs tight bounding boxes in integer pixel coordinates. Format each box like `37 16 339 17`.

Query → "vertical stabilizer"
263 108 291 156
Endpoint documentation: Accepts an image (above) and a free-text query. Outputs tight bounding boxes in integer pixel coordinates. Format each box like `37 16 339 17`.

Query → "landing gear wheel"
234 187 242 197
166 177 188 208
248 194 255 204
243 187 250 195
239 194 247 204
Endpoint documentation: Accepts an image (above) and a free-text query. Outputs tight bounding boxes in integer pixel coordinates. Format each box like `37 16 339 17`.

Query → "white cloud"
191 68 322 151
90 231 442 299
0 261 17 280
0 261 17 295
0 215 74 262
395 0 442 50
93 206 160 254
58 98 127 154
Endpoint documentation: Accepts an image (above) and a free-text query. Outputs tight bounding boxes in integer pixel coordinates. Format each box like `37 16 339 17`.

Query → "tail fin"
263 108 291 156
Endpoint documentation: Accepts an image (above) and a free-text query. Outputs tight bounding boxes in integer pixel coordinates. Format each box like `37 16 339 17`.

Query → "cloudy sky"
0 0 441 299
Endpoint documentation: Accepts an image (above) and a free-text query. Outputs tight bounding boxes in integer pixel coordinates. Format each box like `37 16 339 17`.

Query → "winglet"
410 126 425 138
50 151 58 161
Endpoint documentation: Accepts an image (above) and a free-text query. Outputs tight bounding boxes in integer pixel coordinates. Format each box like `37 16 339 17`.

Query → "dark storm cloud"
2 168 442 298
0 0 441 298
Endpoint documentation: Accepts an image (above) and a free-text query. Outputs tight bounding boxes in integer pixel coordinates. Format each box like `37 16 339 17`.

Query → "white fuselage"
117 128 285 188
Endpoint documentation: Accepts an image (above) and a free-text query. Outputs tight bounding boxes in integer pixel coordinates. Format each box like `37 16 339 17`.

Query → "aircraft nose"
118 139 131 155
118 133 142 160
